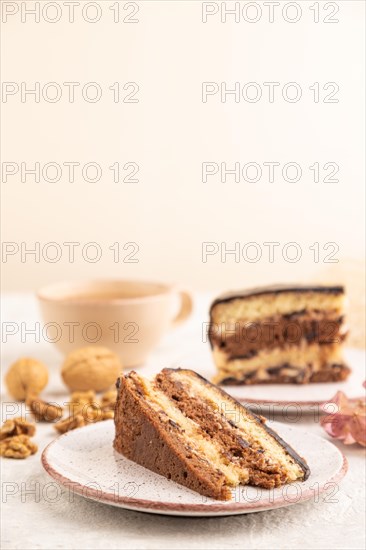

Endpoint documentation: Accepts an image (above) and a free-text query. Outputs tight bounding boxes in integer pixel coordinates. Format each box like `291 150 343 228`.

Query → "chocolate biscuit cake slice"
209 284 349 385
113 369 309 501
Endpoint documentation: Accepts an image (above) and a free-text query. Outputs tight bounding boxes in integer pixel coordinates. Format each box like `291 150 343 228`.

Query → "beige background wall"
1 0 365 292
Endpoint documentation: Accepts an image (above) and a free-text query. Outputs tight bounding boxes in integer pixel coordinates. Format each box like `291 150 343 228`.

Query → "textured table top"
1 293 365 550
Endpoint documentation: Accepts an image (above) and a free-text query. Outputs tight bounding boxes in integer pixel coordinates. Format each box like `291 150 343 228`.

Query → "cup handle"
171 290 193 327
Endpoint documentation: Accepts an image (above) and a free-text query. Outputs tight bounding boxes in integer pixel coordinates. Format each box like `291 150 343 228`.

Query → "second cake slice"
209 284 349 385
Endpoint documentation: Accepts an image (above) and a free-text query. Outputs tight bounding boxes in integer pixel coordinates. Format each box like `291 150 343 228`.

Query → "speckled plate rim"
41 423 348 517
232 395 365 407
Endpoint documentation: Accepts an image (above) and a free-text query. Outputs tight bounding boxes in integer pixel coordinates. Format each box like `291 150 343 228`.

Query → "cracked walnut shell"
61 347 122 392
5 358 48 401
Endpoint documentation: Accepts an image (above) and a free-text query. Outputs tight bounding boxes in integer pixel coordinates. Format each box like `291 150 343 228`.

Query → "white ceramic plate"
153 347 365 413
42 420 347 517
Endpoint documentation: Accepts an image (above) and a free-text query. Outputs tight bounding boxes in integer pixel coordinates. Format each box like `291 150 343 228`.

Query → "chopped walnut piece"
54 407 114 433
101 390 117 411
0 417 36 440
67 390 98 415
70 390 97 405
0 420 16 440
54 388 115 433
26 396 63 422
100 410 114 420
84 408 115 422
0 418 37 459
54 414 86 434
82 407 103 423
0 434 38 459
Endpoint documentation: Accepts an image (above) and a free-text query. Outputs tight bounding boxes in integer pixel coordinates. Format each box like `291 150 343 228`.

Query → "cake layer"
209 311 346 357
210 285 345 325
156 369 308 488
212 342 350 384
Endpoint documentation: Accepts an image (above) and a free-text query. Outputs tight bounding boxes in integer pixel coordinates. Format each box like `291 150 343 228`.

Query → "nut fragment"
0 418 37 459
54 414 86 434
54 386 116 433
100 389 117 411
61 347 122 392
100 410 114 420
26 396 63 422
84 409 115 423
5 358 48 401
0 417 36 439
70 390 97 409
65 390 98 417
0 435 38 459
70 390 96 404
54 405 114 433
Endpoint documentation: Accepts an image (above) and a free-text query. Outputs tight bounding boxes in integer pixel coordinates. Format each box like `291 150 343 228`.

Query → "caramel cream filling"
211 292 345 325
212 342 344 379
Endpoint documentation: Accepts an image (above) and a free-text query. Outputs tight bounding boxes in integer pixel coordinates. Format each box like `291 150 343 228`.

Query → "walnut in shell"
5 358 48 401
61 347 122 392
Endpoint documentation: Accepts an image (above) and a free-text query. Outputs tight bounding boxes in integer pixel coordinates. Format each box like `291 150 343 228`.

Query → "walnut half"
100 390 117 411
54 388 115 433
0 434 38 459
0 417 36 439
54 410 114 434
54 414 86 434
26 396 63 422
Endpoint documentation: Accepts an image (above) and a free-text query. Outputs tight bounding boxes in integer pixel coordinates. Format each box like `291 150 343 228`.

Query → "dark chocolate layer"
209 313 345 354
